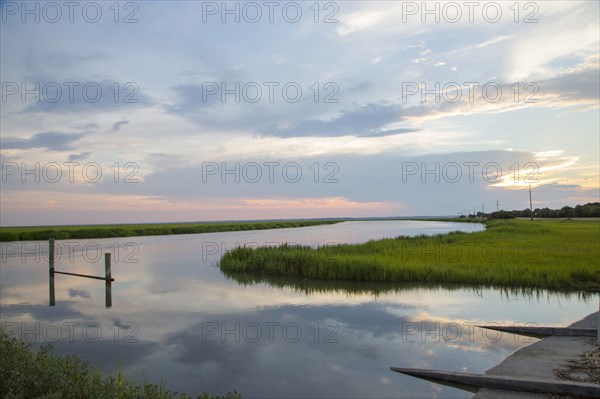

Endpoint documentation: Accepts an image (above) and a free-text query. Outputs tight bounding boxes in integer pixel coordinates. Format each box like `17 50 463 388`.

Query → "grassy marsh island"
220 219 600 290
0 220 341 242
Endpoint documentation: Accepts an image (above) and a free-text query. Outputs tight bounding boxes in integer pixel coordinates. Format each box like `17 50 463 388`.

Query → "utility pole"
529 185 533 221
482 203 484 214
496 200 499 212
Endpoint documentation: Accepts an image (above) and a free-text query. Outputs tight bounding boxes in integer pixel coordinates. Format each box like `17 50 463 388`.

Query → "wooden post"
49 273 55 306
105 253 112 308
597 297 599 345
529 185 533 221
105 279 112 308
49 238 55 306
105 253 111 281
48 238 55 275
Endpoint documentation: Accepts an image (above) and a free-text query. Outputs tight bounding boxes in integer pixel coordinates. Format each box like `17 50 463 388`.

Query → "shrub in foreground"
0 332 240 399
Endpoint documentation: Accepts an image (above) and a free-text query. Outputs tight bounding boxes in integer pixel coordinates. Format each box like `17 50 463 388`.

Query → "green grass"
0 220 341 242
0 331 240 399
219 219 600 291
222 271 596 301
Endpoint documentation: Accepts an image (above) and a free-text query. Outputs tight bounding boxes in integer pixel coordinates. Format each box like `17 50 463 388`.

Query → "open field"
0 220 341 242
220 219 600 290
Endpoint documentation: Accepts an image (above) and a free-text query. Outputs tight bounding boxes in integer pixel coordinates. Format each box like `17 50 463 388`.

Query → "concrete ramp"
391 311 600 398
390 367 600 397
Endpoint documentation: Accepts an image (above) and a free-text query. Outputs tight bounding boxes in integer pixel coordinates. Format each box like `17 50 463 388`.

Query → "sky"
1 0 598 226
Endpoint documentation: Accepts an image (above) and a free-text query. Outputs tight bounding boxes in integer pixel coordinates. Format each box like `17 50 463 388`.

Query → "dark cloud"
22 80 153 113
0 302 84 321
357 128 418 137
165 85 416 138
68 152 92 162
164 83 304 133
68 288 91 298
75 122 100 130
165 84 219 114
541 66 600 102
112 120 130 131
263 103 414 137
347 81 372 92
2 132 86 151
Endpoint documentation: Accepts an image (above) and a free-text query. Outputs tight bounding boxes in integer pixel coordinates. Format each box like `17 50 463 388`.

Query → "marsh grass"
0 331 240 399
222 271 597 301
220 219 600 290
0 220 340 242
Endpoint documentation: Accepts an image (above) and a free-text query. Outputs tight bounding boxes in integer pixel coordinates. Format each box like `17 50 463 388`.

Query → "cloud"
166 83 229 114
0 1 596 224
164 83 288 131
337 10 386 36
165 85 419 138
2 132 86 151
68 152 92 162
112 120 130 131
68 289 91 298
22 80 153 114
507 9 598 80
263 103 416 137
403 60 600 124
540 61 600 108
162 54 598 139
75 122 100 130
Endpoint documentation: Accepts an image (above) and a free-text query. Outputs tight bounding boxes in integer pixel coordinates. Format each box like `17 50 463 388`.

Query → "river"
0 220 595 398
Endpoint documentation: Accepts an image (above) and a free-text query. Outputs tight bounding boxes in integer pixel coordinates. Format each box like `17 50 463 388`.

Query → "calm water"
0 221 596 398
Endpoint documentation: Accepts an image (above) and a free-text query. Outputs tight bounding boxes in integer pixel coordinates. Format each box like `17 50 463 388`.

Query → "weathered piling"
48 238 54 275
48 240 115 306
105 279 112 308
105 253 111 281
49 274 55 306
48 238 56 306
105 253 112 308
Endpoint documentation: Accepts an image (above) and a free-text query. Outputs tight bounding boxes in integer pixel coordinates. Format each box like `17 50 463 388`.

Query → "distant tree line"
460 202 600 219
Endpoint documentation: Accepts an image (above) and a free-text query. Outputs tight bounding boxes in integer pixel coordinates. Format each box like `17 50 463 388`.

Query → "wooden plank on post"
53 271 114 281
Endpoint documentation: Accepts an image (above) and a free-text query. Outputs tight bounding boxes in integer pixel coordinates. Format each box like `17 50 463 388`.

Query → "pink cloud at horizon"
0 191 408 226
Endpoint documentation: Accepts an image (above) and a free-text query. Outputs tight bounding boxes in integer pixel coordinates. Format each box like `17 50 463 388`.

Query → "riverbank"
0 220 341 242
473 311 600 398
391 310 599 397
0 331 240 398
220 219 600 290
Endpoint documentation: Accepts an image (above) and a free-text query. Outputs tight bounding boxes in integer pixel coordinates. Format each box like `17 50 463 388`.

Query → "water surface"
1 221 595 398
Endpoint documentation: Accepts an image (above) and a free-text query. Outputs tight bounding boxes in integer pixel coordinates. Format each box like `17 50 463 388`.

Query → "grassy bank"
0 332 239 399
222 271 597 301
220 219 600 290
0 220 340 242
